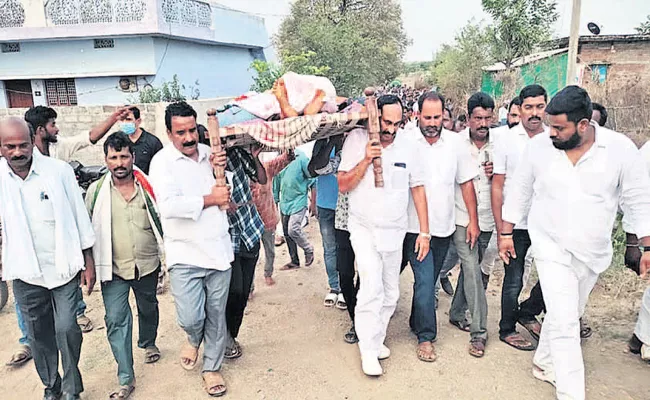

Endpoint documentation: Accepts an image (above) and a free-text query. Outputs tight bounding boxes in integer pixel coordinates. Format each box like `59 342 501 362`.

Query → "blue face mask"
121 122 137 135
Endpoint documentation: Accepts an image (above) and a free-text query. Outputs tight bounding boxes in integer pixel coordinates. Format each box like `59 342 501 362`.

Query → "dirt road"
0 221 648 399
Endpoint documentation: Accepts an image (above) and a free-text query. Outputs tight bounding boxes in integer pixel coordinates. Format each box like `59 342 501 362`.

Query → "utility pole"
566 0 582 86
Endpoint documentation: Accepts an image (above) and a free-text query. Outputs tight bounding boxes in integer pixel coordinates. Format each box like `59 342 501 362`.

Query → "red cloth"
251 153 292 230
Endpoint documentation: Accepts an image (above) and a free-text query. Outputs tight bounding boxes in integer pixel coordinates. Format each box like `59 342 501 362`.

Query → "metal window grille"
1 43 21 53
94 38 115 49
45 79 78 106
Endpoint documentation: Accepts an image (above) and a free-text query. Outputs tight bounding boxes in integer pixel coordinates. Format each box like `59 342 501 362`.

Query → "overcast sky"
215 0 650 61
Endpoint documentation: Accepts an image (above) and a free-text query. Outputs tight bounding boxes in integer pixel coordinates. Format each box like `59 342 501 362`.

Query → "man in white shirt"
148 102 233 397
338 95 430 376
0 117 96 400
400 92 478 362
500 85 650 400
492 84 549 351
446 92 499 358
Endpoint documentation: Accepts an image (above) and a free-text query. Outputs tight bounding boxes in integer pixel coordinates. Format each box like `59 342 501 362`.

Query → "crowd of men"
0 81 649 400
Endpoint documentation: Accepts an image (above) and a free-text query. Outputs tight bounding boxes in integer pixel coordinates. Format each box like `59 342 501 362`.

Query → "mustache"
182 141 197 147
114 167 127 172
477 127 489 132
529 116 541 122
11 155 27 161
380 131 395 136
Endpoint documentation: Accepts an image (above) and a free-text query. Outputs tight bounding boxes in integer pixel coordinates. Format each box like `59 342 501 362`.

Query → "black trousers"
281 212 300 265
226 241 261 339
14 275 84 396
335 229 358 322
499 229 546 338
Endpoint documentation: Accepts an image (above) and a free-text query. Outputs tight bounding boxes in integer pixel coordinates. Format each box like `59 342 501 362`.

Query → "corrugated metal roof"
482 48 568 72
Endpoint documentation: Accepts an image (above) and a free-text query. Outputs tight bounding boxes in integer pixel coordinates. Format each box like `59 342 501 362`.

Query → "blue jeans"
318 207 340 292
403 233 451 343
16 286 86 346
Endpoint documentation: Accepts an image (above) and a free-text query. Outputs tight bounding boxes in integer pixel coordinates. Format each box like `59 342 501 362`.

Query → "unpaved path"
0 221 649 399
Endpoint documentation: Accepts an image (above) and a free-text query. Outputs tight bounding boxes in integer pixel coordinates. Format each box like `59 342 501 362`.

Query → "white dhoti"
533 257 599 400
349 221 404 359
635 287 650 345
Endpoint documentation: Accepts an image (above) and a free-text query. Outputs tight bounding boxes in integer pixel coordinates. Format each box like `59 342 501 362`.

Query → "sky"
215 0 650 62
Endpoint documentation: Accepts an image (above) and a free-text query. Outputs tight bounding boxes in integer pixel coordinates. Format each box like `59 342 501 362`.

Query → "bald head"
0 117 34 173
364 87 376 97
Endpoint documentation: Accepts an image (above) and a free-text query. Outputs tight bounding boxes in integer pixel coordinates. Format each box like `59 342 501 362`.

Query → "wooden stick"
206 108 229 210
365 96 384 188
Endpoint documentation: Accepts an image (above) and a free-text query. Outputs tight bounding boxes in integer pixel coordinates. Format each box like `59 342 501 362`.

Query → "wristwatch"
419 232 432 239
640 246 650 252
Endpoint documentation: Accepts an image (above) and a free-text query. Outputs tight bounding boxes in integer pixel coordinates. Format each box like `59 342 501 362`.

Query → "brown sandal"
202 371 227 397
144 346 161 364
417 341 437 362
518 319 542 341
500 332 536 351
180 342 198 370
109 381 135 399
5 344 32 367
450 319 471 332
280 262 300 271
469 338 486 358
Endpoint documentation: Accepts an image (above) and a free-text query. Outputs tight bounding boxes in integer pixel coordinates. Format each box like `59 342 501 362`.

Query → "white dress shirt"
149 143 233 271
0 151 95 289
403 128 477 237
493 122 550 229
502 124 650 273
339 128 424 251
50 133 92 162
454 129 496 231
622 141 650 232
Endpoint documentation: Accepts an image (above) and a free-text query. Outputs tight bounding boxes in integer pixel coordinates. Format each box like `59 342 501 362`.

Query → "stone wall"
580 41 650 145
0 97 232 166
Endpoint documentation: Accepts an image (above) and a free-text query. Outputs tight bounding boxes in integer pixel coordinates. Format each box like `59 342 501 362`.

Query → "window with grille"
1 43 21 53
94 39 114 49
45 79 78 106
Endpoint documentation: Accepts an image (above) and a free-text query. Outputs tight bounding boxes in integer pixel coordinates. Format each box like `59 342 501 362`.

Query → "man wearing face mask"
500 85 650 400
492 85 549 352
116 107 163 175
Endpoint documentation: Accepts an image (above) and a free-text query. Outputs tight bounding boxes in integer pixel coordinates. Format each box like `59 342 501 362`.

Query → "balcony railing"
0 0 26 28
161 0 211 28
44 0 147 25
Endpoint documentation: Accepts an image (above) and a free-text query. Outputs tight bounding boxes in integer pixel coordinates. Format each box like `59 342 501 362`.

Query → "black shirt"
132 129 163 174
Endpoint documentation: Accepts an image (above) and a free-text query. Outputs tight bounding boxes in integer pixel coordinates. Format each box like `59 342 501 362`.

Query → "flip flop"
335 293 347 310
202 371 227 397
323 292 337 307
417 341 437 362
500 332 536 351
344 325 358 344
109 382 136 399
76 314 94 333
580 318 593 339
144 346 161 364
518 319 541 341
279 263 300 271
180 343 198 371
469 338 486 358
5 344 32 367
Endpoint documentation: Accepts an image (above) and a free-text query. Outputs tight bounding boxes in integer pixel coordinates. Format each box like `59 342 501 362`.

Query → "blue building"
0 0 269 107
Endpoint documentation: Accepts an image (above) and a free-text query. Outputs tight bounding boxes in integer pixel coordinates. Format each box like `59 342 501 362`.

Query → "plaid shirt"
226 147 264 253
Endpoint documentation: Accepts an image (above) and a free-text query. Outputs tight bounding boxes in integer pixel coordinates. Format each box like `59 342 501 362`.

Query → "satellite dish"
588 22 601 35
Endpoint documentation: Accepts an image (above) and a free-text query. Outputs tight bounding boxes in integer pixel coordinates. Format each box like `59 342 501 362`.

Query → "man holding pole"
337 95 430 376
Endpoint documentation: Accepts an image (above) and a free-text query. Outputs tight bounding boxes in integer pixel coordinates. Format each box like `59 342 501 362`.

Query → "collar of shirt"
6 149 44 182
169 143 209 163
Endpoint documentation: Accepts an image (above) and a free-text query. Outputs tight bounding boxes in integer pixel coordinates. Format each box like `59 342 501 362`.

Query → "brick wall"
579 41 650 145
0 98 231 166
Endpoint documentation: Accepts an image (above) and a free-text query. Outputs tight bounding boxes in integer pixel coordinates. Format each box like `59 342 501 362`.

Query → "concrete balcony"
0 0 268 49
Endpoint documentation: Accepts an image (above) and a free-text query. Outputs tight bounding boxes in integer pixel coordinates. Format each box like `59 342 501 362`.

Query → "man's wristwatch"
640 246 650 252
419 232 432 239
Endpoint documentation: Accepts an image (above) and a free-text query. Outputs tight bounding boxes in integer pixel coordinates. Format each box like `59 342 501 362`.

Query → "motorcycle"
69 160 108 198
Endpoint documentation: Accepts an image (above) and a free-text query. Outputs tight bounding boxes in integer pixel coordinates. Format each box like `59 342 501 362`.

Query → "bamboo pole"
206 108 229 210
365 96 384 187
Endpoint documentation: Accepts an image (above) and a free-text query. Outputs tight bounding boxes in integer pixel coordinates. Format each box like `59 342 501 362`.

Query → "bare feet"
265 276 276 286
417 341 437 362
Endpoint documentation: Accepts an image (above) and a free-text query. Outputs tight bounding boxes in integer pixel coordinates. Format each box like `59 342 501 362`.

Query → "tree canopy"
275 0 410 96
482 0 558 69
636 15 650 35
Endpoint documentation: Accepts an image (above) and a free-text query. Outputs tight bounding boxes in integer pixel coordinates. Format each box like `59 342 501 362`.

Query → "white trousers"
534 257 599 400
635 287 650 345
349 223 403 359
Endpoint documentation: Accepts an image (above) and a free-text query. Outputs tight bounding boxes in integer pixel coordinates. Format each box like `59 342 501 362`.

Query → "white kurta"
503 125 650 400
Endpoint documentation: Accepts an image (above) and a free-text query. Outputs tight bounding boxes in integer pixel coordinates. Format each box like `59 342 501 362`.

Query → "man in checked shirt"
212 144 267 360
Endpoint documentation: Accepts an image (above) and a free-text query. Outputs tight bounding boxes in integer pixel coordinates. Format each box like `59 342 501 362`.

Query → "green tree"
132 75 197 103
430 21 493 106
636 15 650 34
276 0 411 96
249 51 331 93
482 0 558 69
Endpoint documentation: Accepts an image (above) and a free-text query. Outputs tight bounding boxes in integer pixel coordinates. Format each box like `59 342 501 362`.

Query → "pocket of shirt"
389 165 409 191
